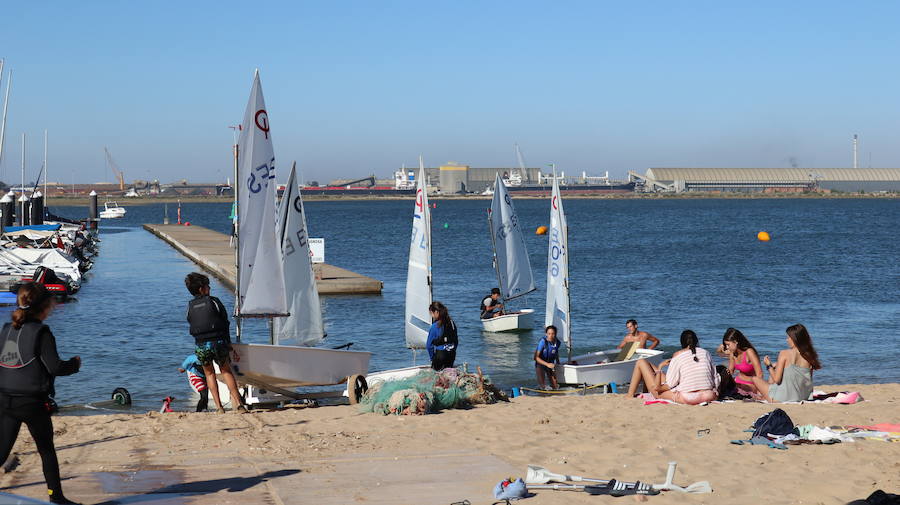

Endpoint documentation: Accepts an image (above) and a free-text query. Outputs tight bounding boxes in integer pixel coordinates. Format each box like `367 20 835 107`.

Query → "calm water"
30 197 900 412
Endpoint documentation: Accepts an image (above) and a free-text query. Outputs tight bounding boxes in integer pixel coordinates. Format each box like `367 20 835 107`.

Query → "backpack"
751 408 797 439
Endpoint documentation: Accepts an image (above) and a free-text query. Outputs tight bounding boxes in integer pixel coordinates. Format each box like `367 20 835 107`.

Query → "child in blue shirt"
534 325 560 390
177 354 209 412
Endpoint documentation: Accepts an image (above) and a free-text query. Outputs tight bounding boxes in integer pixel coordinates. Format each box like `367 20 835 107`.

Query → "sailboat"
366 158 433 384
545 171 664 387
482 173 536 332
228 71 370 401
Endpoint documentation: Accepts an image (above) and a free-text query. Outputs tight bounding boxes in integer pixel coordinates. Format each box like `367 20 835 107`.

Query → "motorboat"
99 201 126 219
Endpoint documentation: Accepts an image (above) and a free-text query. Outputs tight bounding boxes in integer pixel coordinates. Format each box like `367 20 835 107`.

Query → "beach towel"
809 390 865 404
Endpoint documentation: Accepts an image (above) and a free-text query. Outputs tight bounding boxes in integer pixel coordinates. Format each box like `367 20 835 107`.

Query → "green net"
359 367 508 415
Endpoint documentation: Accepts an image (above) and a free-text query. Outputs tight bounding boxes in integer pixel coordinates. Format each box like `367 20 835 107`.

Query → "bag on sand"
752 408 797 438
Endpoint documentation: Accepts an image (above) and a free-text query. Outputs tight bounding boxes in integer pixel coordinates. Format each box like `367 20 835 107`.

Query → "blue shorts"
195 339 231 367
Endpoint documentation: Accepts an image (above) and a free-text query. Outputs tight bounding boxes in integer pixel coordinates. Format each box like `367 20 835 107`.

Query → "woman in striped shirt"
626 330 719 404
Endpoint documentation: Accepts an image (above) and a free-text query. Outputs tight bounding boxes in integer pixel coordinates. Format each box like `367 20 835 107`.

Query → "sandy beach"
1 383 896 504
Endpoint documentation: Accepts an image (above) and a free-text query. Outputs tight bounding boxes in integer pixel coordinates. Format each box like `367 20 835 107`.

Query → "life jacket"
0 322 52 396
433 319 458 351
536 337 560 363
480 296 498 317
187 295 229 341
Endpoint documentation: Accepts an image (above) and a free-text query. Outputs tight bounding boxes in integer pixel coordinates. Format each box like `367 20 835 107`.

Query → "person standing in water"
534 325 560 390
184 272 247 413
616 319 660 350
0 283 81 505
426 301 458 370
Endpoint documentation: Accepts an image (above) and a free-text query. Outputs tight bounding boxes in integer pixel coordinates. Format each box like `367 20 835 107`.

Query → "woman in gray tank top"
751 324 821 403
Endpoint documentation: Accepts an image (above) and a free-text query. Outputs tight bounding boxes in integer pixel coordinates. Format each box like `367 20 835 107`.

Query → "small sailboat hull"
480 308 535 332
365 364 432 385
231 343 371 388
556 348 665 386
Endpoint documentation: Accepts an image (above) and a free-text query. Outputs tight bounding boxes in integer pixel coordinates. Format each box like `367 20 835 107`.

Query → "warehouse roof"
645 167 900 182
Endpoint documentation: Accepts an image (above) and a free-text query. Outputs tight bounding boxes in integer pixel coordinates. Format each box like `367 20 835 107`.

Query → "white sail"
545 172 570 349
237 71 288 315
489 173 536 300
273 162 324 346
404 158 432 349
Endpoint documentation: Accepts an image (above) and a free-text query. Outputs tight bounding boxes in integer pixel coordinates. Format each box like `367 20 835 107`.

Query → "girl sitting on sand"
750 324 821 403
719 328 763 398
626 330 718 404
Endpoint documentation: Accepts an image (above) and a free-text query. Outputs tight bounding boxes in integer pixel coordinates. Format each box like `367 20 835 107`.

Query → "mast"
487 204 506 301
232 130 241 342
0 68 10 180
43 130 47 200
420 155 432 301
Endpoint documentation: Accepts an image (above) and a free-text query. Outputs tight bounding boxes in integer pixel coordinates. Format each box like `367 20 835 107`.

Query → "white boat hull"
480 309 535 332
231 343 371 388
556 348 665 386
365 365 432 385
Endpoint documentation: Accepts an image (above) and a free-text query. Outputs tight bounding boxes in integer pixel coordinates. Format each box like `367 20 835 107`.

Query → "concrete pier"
144 224 382 294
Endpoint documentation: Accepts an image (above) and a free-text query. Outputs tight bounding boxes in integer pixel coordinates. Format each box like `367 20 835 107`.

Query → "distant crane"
104 147 126 191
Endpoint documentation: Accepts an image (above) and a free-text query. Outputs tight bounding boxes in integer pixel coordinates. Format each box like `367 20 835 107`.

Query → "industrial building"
418 164 542 193
629 168 900 193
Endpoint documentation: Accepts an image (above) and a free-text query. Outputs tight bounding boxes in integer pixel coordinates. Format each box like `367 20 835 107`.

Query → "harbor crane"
104 147 126 191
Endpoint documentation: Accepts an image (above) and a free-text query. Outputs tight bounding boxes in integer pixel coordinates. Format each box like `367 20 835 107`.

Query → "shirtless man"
616 319 660 350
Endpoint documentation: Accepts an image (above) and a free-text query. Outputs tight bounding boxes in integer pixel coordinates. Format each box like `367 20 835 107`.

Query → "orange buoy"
757 231 770 241
536 226 548 235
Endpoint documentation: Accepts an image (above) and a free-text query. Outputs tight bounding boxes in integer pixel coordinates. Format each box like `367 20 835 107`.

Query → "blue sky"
1 1 899 184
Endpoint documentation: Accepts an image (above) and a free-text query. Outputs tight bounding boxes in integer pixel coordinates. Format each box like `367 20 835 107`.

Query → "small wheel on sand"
346 374 368 404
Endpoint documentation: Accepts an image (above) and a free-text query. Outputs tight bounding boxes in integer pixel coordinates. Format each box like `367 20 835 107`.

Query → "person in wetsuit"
481 288 503 319
184 272 246 414
0 282 81 505
426 301 458 371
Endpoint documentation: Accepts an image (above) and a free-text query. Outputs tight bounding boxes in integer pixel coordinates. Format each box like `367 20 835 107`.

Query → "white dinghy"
482 173 536 332
544 172 664 387
228 72 370 403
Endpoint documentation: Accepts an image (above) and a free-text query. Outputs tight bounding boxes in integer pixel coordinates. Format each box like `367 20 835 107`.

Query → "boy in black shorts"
184 272 247 413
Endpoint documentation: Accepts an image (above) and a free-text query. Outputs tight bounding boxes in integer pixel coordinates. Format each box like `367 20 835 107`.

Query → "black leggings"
0 395 64 498
431 350 456 371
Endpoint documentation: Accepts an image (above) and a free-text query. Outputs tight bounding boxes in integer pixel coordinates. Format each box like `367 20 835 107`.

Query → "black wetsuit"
0 319 80 504
430 320 458 371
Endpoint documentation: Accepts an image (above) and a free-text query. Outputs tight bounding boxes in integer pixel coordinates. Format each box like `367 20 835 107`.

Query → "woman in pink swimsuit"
721 328 763 398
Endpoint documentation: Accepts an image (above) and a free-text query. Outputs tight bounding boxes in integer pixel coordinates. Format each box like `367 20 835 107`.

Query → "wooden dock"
144 224 382 294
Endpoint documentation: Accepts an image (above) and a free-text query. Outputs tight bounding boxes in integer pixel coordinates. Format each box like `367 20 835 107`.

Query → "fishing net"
359 367 508 415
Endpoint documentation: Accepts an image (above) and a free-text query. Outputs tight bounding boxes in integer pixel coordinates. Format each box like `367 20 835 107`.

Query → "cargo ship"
278 172 416 197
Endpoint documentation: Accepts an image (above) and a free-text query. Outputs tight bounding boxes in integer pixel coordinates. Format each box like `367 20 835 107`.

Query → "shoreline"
45 191 900 206
2 382 897 504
